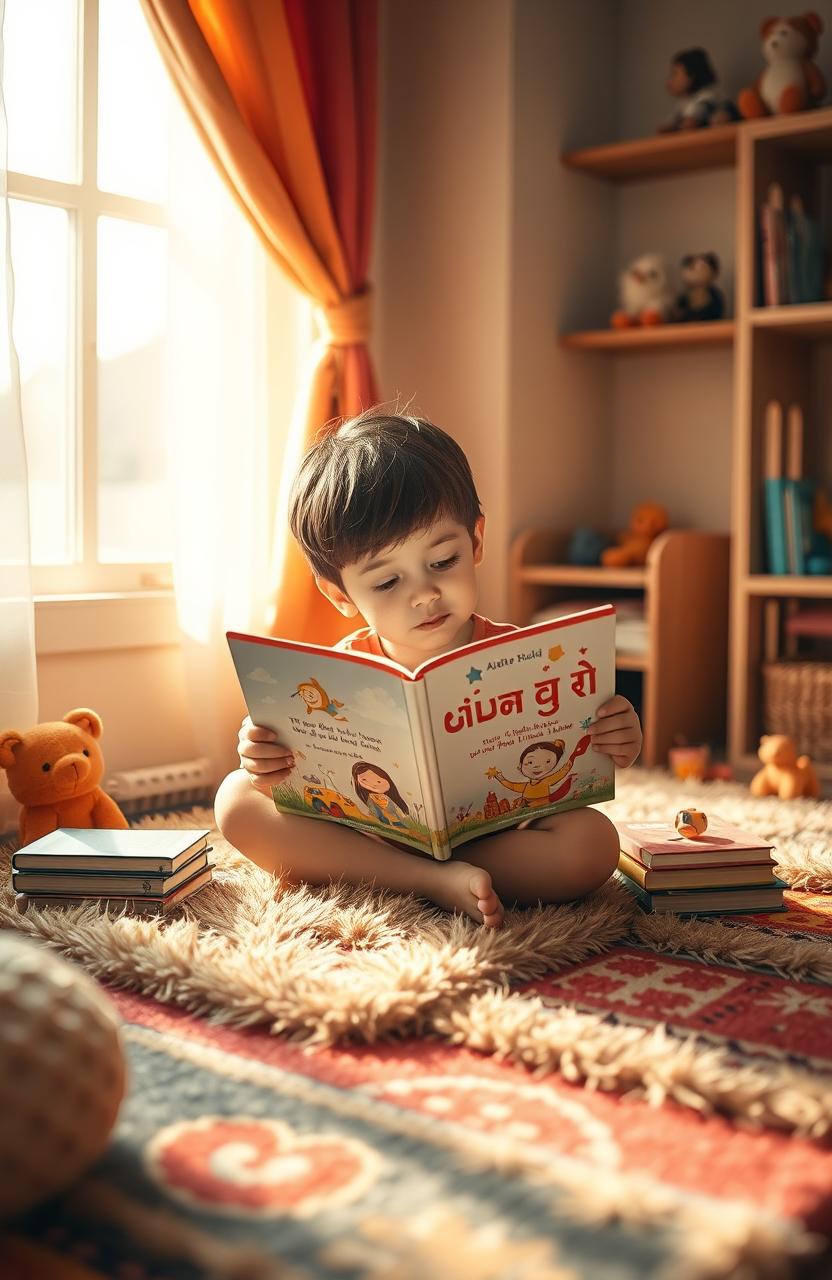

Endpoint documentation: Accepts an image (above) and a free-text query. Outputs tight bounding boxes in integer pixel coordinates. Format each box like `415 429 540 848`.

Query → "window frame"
9 0 174 598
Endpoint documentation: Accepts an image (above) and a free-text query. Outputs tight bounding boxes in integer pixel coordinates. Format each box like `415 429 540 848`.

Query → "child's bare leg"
459 807 620 907
214 769 504 926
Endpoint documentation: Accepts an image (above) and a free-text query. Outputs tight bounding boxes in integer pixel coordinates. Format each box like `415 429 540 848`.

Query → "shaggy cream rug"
2 767 831 1139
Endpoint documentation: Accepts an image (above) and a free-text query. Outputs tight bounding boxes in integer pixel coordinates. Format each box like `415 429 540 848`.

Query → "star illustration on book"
542 664 550 672
466 666 483 684
579 646 588 655
548 645 564 662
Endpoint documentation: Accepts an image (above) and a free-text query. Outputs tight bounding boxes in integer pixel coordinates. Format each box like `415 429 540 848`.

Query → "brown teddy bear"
750 733 819 800
738 13 826 118
601 503 669 567
0 708 128 846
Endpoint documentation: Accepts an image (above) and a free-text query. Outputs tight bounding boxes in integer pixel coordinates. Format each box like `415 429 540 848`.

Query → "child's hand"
589 695 642 768
237 715 295 795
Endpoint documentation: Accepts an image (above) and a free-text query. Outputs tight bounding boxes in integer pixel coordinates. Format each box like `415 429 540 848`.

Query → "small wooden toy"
750 734 819 799
675 808 709 838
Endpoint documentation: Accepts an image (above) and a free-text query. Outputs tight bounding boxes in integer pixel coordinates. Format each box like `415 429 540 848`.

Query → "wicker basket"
762 662 832 762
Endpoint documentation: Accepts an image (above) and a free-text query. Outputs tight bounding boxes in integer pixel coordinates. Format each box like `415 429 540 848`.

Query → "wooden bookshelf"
561 122 739 182
749 301 832 338
510 528 729 769
560 320 734 352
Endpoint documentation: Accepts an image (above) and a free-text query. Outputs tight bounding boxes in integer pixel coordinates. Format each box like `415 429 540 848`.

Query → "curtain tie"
317 288 373 347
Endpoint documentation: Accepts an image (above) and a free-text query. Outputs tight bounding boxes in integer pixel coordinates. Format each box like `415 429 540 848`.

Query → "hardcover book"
12 827 211 874
615 815 773 870
227 606 616 860
619 874 787 916
617 850 776 891
12 849 209 896
15 863 214 917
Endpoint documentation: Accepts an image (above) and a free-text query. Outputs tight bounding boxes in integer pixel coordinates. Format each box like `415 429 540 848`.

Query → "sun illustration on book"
548 645 564 662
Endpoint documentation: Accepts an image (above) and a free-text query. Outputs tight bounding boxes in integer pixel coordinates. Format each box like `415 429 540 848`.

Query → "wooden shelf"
616 652 647 672
517 564 647 589
561 320 734 352
561 122 738 183
745 575 832 598
750 302 832 338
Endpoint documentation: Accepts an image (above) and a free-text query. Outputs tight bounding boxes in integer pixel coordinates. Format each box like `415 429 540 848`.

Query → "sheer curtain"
0 0 38 746
166 94 307 785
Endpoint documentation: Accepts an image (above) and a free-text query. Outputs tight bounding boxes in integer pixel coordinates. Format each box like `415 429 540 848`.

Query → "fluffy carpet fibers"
2 768 832 1279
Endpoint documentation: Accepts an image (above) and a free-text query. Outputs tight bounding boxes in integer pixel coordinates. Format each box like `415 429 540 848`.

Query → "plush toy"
738 13 826 118
601 503 669 567
750 733 819 799
611 254 672 328
567 528 612 566
673 253 726 322
0 708 128 846
658 47 740 131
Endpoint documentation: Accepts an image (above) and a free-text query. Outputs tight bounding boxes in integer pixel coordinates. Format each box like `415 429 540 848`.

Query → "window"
5 0 176 593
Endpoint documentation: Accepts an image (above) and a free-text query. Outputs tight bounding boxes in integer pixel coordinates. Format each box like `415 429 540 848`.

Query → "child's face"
322 515 484 665
357 768 388 794
520 748 557 780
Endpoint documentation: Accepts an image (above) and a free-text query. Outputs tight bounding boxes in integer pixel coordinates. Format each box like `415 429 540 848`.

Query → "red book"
615 816 773 869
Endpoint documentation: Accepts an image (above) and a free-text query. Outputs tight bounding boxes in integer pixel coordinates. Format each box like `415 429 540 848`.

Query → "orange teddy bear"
0 708 128 846
601 503 669 567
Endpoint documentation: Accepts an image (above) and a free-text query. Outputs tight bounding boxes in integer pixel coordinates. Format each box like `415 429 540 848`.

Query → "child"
215 410 642 929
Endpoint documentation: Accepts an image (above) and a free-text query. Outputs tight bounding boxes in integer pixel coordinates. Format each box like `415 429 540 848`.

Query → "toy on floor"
750 733 820 800
738 13 826 118
601 502 669 567
658 47 740 131
0 707 128 846
669 744 710 781
675 808 709 838
611 254 672 328
673 253 725 322
0 932 125 1219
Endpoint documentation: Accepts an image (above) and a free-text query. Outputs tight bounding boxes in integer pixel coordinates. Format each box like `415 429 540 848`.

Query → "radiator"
104 757 215 816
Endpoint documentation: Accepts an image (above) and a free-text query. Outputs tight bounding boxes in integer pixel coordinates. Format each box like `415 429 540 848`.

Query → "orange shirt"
334 613 517 658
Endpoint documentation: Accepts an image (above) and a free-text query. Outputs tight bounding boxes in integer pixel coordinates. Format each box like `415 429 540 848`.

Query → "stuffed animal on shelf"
611 254 672 328
750 733 819 799
0 707 128 846
738 13 826 118
673 252 726 322
601 503 669 567
658 47 740 131
567 528 612 566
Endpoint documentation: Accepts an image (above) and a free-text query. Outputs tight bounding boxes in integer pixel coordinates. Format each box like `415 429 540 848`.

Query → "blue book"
783 478 815 575
618 872 787 915
764 477 789 574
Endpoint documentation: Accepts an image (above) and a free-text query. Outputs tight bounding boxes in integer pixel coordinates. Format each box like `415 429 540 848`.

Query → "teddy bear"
738 13 826 118
673 253 726 322
0 708 128 846
611 254 672 328
601 503 669 567
750 733 819 800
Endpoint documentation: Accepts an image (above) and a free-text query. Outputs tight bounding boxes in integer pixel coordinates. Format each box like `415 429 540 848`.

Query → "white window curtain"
0 0 38 743
166 98 306 788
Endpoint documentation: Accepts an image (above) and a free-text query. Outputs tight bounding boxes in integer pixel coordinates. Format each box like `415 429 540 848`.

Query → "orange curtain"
140 0 379 643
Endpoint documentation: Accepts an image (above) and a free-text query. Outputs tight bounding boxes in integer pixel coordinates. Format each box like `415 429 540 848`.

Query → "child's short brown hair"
289 408 483 587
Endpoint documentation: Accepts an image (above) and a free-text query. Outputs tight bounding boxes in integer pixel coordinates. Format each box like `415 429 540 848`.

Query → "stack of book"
614 815 786 915
12 828 214 916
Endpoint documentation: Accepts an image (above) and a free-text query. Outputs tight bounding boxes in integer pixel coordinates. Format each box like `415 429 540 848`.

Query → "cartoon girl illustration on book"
292 676 347 721
486 735 591 809
352 762 411 829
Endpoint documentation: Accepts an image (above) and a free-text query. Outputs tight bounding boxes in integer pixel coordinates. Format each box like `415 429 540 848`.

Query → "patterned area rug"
2 768 832 1279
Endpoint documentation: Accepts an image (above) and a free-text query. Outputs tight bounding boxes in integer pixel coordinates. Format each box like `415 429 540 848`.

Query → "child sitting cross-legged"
215 409 642 928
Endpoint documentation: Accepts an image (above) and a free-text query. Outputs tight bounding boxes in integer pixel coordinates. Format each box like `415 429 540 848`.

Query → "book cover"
227 606 616 860
619 874 787 915
12 849 209 896
615 815 773 869
12 827 211 873
16 864 214 916
617 850 776 891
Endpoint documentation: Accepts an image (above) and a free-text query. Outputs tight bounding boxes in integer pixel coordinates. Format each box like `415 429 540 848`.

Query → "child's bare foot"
428 860 504 928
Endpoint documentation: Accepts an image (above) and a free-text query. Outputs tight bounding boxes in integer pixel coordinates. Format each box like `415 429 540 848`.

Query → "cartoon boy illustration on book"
352 762 410 829
293 676 347 721
486 735 591 809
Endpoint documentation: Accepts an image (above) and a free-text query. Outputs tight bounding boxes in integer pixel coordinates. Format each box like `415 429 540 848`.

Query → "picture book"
227 606 616 860
15 863 215 917
619 875 787 916
617 850 776 891
615 815 774 870
11 828 211 873
12 849 209 896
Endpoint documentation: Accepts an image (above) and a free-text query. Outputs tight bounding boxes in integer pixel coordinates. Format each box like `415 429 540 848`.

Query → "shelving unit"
510 528 729 769
540 108 832 783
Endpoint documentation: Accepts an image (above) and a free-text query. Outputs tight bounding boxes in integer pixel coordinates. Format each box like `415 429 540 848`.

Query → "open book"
227 605 615 860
